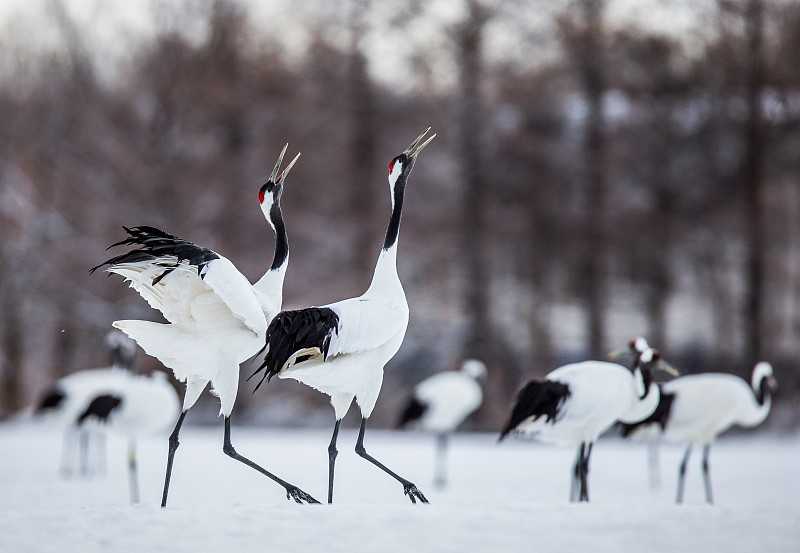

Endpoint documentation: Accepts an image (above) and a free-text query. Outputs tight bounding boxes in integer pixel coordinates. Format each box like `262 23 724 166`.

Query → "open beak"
608 347 628 360
404 127 436 159
269 143 289 182
657 359 680 378
276 152 301 184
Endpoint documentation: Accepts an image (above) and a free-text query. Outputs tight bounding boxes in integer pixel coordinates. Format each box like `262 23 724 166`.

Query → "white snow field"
1 421 798 553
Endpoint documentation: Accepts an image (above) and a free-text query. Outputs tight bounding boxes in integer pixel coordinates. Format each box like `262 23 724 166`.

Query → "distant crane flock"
29 128 778 507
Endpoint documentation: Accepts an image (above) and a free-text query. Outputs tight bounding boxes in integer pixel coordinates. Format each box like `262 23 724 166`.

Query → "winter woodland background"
1 0 799 431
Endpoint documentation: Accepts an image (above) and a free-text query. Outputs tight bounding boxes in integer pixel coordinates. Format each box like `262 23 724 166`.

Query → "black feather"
396 396 428 429
619 387 675 437
249 307 340 392
77 394 123 425
499 379 571 440
36 387 66 414
90 226 219 285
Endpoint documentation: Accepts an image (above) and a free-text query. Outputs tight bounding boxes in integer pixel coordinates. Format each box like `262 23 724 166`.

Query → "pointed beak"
608 347 628 360
403 127 436 159
657 359 680 378
767 375 778 391
269 143 289 182
276 152 300 184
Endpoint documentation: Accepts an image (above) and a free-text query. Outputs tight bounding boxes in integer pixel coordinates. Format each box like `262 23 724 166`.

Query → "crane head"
388 127 435 188
259 143 300 206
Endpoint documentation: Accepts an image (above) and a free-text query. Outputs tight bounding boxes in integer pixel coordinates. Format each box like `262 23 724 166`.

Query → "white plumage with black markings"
76 369 179 504
93 146 318 506
252 128 435 505
621 361 777 504
397 359 486 488
499 342 677 502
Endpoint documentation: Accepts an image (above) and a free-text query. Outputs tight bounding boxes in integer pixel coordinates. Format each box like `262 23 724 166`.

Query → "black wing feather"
396 396 428 429
76 394 123 425
619 387 675 437
90 226 219 284
36 387 66 414
249 307 340 391
499 379 571 440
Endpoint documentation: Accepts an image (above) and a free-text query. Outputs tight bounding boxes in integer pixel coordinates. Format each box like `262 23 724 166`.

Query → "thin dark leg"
128 439 140 505
161 410 187 508
327 419 342 504
570 445 582 502
702 443 713 505
434 433 448 489
355 417 428 504
579 442 593 502
223 416 319 504
676 445 692 504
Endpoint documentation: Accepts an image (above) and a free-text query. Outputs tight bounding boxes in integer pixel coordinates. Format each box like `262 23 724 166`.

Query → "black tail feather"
499 379 571 440
250 307 339 392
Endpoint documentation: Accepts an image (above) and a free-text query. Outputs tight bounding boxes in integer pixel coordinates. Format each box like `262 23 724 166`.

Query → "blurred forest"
1 0 799 429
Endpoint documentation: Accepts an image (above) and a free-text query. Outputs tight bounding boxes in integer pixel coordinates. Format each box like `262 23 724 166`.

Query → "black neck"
270 203 288 270
755 378 771 406
383 180 406 250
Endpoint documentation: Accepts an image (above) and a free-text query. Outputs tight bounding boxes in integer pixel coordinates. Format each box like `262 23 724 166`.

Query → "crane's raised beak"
276 152 301 185
269 143 289 183
608 347 628 360
404 127 436 159
657 359 680 378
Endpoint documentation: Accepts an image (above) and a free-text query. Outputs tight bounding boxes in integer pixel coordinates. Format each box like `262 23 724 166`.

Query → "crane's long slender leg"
701 443 713 505
96 432 107 477
579 442 593 502
60 427 77 478
128 439 140 505
222 416 319 504
355 417 428 504
570 444 583 502
327 419 342 504
161 410 187 508
647 441 661 492
79 429 91 477
434 433 448 489
676 445 692 504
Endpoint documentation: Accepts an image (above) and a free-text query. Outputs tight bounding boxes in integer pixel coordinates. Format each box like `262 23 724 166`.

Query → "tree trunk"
742 0 766 367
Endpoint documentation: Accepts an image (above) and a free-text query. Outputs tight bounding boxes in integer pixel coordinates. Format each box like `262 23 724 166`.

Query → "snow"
1 422 798 553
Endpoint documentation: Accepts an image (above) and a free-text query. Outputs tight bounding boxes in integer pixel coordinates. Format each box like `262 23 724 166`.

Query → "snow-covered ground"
1 421 798 553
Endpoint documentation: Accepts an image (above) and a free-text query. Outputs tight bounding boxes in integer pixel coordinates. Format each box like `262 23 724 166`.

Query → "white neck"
619 381 660 424
364 245 403 298
252 258 287 317
741 380 772 427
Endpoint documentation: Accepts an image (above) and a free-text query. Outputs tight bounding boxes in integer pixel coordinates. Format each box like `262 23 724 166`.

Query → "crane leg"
222 416 319 504
60 427 77 478
161 410 187 507
676 445 692 504
434 433 448 489
570 445 582 502
128 439 140 505
355 417 428 504
327 419 341 504
579 442 593 502
702 444 713 505
647 441 661 492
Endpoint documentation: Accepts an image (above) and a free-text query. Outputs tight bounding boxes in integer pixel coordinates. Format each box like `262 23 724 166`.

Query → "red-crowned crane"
36 330 139 477
92 146 318 506
75 369 179 504
499 347 677 502
397 359 486 488
620 361 777 504
250 128 435 504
